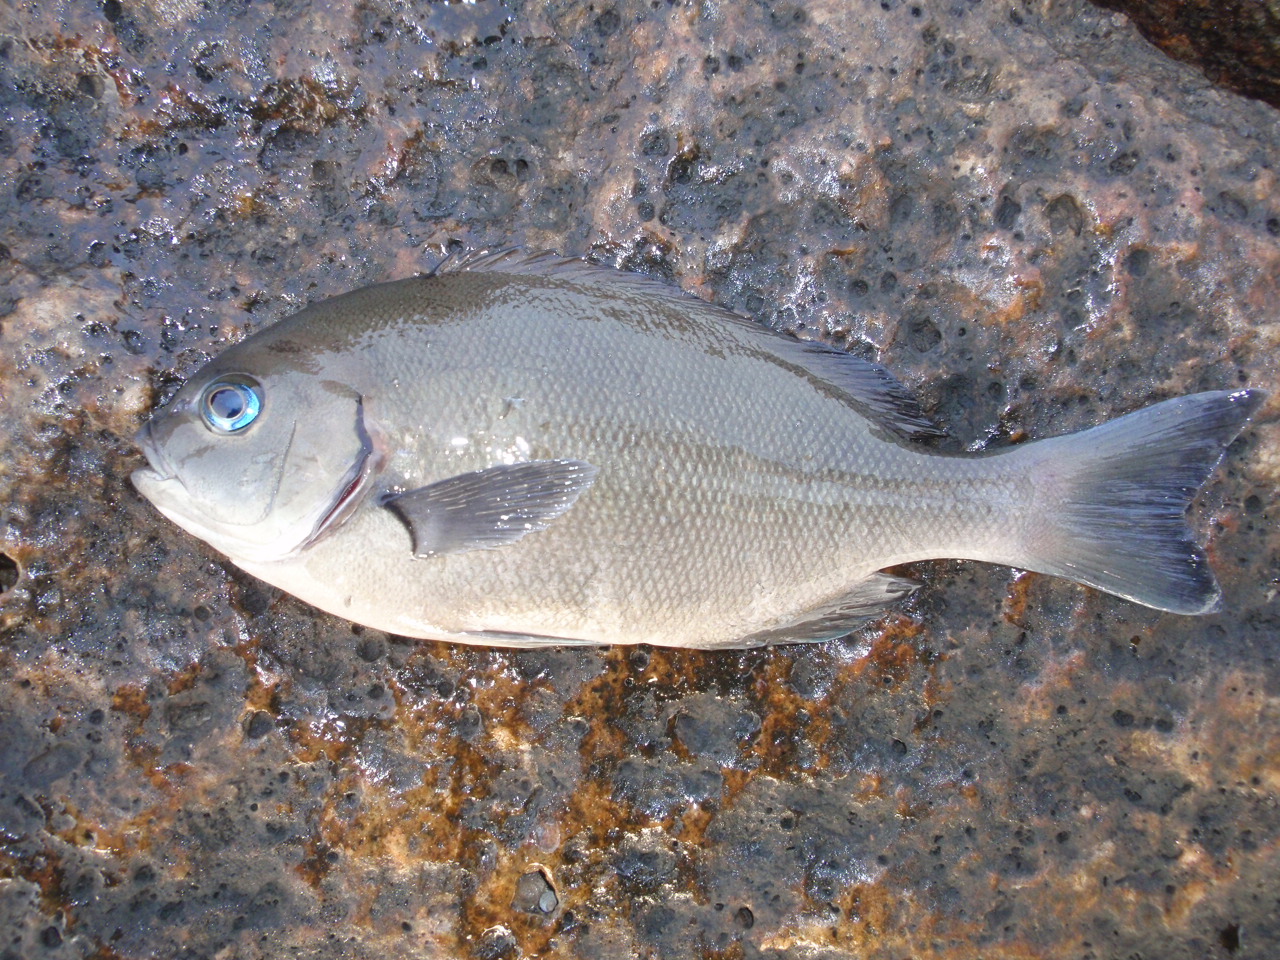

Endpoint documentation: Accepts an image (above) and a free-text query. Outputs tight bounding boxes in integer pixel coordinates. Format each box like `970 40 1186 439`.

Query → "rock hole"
0 551 19 594
1046 193 1083 237
1219 923 1240 953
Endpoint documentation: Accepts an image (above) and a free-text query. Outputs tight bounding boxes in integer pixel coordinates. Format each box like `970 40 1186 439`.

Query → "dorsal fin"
434 247 684 301
435 248 944 442
778 341 945 441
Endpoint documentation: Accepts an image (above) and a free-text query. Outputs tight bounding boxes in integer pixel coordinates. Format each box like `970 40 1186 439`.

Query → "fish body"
133 251 1264 647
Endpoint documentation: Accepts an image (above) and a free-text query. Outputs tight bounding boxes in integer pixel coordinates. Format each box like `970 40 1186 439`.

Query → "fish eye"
200 378 262 433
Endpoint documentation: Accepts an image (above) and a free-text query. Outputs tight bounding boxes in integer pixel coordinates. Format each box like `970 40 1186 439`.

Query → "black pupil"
209 386 246 421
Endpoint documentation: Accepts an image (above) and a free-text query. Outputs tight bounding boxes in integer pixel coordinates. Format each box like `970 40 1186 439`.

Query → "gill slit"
297 395 382 553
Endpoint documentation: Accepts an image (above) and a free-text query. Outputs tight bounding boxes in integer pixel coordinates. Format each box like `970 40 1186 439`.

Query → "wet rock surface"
1088 0 1280 110
1 1 1278 958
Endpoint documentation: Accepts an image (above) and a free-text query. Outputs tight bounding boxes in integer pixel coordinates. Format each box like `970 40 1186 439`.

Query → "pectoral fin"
384 459 599 558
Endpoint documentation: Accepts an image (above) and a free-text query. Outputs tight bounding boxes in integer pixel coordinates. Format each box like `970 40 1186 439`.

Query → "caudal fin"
1024 390 1265 614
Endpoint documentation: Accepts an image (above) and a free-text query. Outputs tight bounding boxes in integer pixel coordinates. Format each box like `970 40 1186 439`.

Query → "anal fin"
461 628 603 648
737 573 918 647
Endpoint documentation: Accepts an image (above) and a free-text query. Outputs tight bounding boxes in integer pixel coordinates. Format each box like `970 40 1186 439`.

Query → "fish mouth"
132 419 179 488
131 418 228 554
297 396 385 552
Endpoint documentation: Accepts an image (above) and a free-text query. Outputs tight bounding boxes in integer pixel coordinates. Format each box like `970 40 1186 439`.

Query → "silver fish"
132 250 1265 648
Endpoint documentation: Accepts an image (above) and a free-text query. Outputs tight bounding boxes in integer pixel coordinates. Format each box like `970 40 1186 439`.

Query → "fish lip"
132 419 177 483
297 396 385 552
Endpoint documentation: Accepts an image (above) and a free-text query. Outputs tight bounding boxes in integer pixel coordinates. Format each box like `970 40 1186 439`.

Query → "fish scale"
132 250 1265 647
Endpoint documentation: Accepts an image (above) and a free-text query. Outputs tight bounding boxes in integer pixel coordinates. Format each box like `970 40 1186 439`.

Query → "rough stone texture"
0 1 1278 958
1089 0 1280 110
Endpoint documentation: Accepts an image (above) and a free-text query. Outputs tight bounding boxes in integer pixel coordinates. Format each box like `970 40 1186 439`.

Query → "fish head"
132 338 379 564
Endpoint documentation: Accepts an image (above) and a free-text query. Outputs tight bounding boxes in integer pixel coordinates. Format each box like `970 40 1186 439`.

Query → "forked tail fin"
1023 390 1265 614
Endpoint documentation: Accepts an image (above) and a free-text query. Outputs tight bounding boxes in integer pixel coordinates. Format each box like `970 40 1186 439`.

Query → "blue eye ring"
200 377 263 433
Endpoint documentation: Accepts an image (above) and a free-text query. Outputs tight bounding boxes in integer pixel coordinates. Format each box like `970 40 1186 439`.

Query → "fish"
132 249 1266 648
